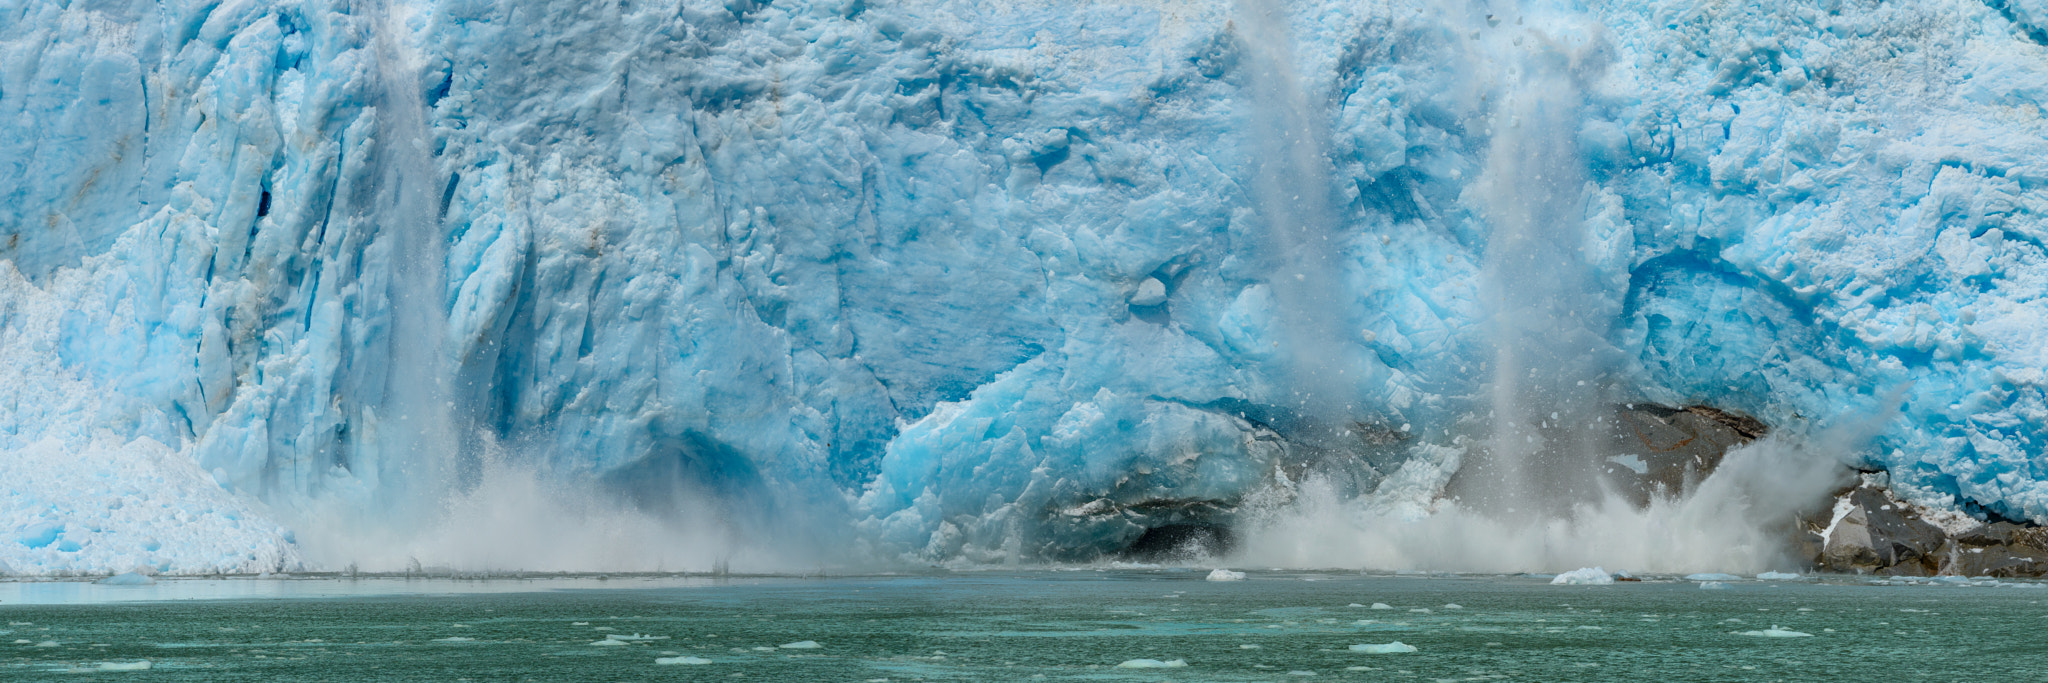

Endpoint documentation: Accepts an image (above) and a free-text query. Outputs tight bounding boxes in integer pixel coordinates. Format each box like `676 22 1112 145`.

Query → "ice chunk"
1240 644 1261 649
1734 626 1813 638
1349 642 1417 654
1370 603 1393 610
655 656 713 665
433 637 475 642
1115 658 1188 668
94 661 151 671
1442 604 1464 609
606 634 669 642
779 640 822 649
1685 573 1741 581
35 641 59 647
1700 582 1730 590
95 571 155 586
1755 572 1802 580
589 639 628 646
1130 278 1168 307
1206 569 1247 581
1550 567 1614 585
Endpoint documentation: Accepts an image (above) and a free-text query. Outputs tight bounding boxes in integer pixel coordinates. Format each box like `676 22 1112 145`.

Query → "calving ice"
3 0 2047 575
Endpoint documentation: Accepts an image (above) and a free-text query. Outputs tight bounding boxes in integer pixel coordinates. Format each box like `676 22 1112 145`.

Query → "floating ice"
1442 604 1463 610
1370 603 1393 610
1550 568 1614 585
1755 572 1802 581
779 641 822 649
35 641 59 647
1700 582 1730 590
655 656 713 665
1240 644 1261 649
1116 659 1189 668
1685 574 1741 582
94 571 154 586
1207 569 1247 582
1349 642 1417 654
589 639 628 647
433 637 475 643
1734 626 1813 638
606 634 669 642
93 661 151 672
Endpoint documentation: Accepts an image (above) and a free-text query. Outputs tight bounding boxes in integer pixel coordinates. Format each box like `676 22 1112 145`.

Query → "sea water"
2 571 2043 681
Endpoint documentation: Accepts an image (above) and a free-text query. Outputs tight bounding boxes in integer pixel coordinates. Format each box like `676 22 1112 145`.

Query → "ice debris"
606 634 669 642
1685 573 1741 581
1551 567 1615 585
779 641 822 649
1701 582 1730 590
1756 572 1803 581
655 656 713 665
1370 603 1393 610
1349 642 1418 654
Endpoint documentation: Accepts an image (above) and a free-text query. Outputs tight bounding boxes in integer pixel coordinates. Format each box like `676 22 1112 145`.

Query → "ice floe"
1207 569 1247 581
655 656 713 665
1734 626 1813 637
1116 658 1188 668
1350 642 1418 654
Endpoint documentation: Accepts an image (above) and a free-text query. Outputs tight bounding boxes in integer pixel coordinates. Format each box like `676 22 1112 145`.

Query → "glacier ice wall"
3 0 2047 571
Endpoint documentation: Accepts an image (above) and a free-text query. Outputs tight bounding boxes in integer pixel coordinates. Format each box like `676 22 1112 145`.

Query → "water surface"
2 571 2041 681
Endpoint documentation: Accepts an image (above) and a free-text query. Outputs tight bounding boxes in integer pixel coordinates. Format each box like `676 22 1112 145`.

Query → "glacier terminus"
3 0 2048 576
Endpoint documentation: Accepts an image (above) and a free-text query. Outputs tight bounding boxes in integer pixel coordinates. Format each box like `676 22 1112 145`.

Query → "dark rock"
1796 480 2048 577
1122 523 1234 561
1600 404 1767 507
1813 484 1948 574
1948 541 2048 578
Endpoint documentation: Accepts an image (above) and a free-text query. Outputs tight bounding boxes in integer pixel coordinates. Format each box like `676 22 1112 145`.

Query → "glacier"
2 0 2047 573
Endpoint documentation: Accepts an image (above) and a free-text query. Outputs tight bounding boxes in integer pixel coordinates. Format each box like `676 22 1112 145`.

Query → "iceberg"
1551 568 1615 586
3 0 2048 573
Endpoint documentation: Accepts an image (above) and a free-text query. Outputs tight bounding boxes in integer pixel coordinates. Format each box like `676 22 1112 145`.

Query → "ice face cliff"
3 0 2046 573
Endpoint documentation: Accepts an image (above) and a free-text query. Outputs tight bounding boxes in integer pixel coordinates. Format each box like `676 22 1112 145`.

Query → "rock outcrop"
1796 477 2048 577
1600 404 1769 507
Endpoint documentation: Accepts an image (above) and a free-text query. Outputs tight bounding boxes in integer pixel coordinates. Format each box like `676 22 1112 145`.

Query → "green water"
2 572 2043 681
